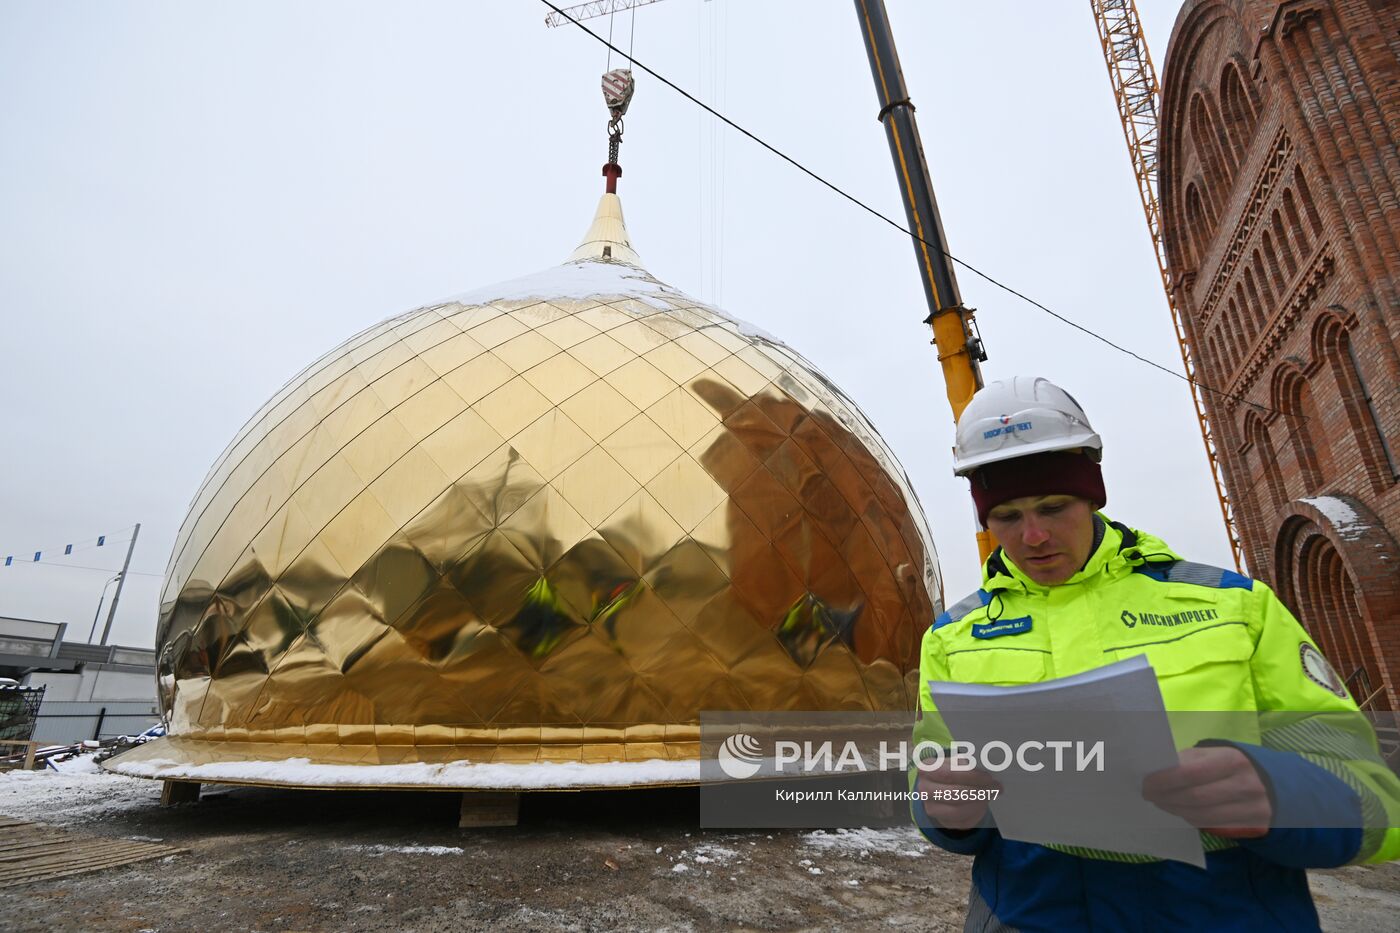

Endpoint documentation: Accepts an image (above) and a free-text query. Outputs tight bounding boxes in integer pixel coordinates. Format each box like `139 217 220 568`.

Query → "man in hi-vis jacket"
913 375 1400 932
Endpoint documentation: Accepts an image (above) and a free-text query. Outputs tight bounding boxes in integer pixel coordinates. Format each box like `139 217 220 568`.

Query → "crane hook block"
602 68 635 121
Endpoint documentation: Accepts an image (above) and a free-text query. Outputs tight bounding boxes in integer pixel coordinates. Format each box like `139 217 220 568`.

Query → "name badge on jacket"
971 616 1032 639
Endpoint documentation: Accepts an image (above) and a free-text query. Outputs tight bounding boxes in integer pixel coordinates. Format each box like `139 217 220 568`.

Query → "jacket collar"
981 513 1181 595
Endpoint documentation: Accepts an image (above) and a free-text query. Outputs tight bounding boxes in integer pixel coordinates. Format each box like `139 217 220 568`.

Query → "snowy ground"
2 764 1399 932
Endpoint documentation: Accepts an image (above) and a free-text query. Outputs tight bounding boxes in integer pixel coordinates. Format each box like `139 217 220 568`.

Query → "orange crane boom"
1089 0 1246 573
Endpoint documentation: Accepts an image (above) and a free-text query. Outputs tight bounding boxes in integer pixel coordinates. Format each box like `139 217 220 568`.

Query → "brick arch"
1183 182 1212 269
1315 311 1400 493
1237 407 1273 565
1292 167 1325 239
1205 332 1219 377
1282 187 1312 258
1222 300 1244 367
1270 208 1299 279
1250 250 1275 307
1276 210 1293 280
1308 305 1351 364
1235 281 1256 342
1218 59 1258 164
1244 264 1268 332
1274 497 1400 710
1260 229 1287 296
1159 0 1250 293
1244 408 1286 514
1268 359 1325 491
1226 51 1261 111
1190 92 1236 199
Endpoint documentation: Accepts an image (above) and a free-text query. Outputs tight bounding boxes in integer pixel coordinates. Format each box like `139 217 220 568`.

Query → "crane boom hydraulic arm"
854 0 995 563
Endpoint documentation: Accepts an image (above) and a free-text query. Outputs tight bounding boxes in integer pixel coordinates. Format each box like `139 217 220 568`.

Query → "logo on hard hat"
983 419 1033 440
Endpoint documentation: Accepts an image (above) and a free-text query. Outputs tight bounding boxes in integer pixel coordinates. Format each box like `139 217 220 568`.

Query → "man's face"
984 494 1096 586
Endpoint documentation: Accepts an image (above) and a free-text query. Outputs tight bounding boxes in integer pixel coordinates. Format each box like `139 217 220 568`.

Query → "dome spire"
570 68 640 264
568 192 641 265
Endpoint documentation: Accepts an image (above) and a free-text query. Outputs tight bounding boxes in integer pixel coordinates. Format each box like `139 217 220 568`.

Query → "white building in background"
0 615 159 744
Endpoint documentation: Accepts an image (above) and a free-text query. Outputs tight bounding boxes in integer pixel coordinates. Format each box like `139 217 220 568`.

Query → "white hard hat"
952 376 1102 476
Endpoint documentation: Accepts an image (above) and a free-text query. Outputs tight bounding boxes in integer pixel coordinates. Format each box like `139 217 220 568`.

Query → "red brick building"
1160 0 1400 708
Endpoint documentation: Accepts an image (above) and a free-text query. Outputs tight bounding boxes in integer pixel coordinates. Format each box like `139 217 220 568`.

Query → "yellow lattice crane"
1089 0 1246 573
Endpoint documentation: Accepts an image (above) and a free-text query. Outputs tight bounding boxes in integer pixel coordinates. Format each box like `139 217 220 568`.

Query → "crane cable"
540 0 1295 420
605 8 614 70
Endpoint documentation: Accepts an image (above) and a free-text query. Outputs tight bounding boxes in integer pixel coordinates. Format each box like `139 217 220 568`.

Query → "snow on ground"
801 827 933 858
792 829 933 888
48 754 102 774
665 842 742 872
652 827 931 882
337 844 464 856
689 844 739 865
0 767 160 824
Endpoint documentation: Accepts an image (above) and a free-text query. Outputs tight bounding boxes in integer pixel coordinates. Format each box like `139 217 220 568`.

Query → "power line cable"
2 526 134 558
0 558 162 578
1 526 139 567
539 0 1292 419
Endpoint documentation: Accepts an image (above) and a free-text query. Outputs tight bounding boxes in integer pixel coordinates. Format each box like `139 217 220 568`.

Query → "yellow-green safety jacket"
913 514 1400 932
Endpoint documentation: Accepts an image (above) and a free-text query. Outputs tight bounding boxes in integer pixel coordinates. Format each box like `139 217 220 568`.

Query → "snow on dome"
445 260 678 310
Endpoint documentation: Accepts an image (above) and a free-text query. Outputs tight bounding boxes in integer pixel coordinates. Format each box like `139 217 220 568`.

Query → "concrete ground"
1 771 1398 931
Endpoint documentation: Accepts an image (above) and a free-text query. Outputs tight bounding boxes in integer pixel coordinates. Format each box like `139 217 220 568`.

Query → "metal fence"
31 700 161 745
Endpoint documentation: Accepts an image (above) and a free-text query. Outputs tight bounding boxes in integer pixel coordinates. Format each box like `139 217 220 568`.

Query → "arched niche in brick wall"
1160 0 1261 286
1273 495 1400 711
1312 308 1400 494
1243 408 1287 516
1183 182 1212 270
1268 358 1327 492
1190 93 1236 206
1218 58 1260 165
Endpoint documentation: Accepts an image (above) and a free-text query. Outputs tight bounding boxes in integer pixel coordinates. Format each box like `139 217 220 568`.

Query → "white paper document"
928 654 1206 867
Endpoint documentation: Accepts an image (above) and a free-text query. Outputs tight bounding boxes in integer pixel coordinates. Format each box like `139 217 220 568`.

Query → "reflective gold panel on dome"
108 192 944 789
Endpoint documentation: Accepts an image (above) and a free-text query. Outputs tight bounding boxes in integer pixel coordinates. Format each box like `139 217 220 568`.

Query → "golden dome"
109 193 943 788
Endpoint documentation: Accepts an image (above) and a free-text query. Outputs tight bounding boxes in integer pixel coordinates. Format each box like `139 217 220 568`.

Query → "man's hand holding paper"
1142 745 1272 839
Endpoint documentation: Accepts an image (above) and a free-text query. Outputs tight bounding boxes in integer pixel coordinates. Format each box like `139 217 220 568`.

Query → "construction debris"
0 723 166 773
0 815 184 888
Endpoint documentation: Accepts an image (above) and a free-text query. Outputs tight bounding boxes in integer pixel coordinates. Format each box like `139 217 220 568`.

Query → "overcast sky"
0 0 1219 649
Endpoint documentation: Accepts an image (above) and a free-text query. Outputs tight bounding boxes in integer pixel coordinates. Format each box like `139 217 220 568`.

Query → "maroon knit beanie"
968 451 1106 526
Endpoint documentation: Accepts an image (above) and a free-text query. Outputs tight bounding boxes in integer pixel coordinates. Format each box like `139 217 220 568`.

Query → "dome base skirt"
103 735 704 790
